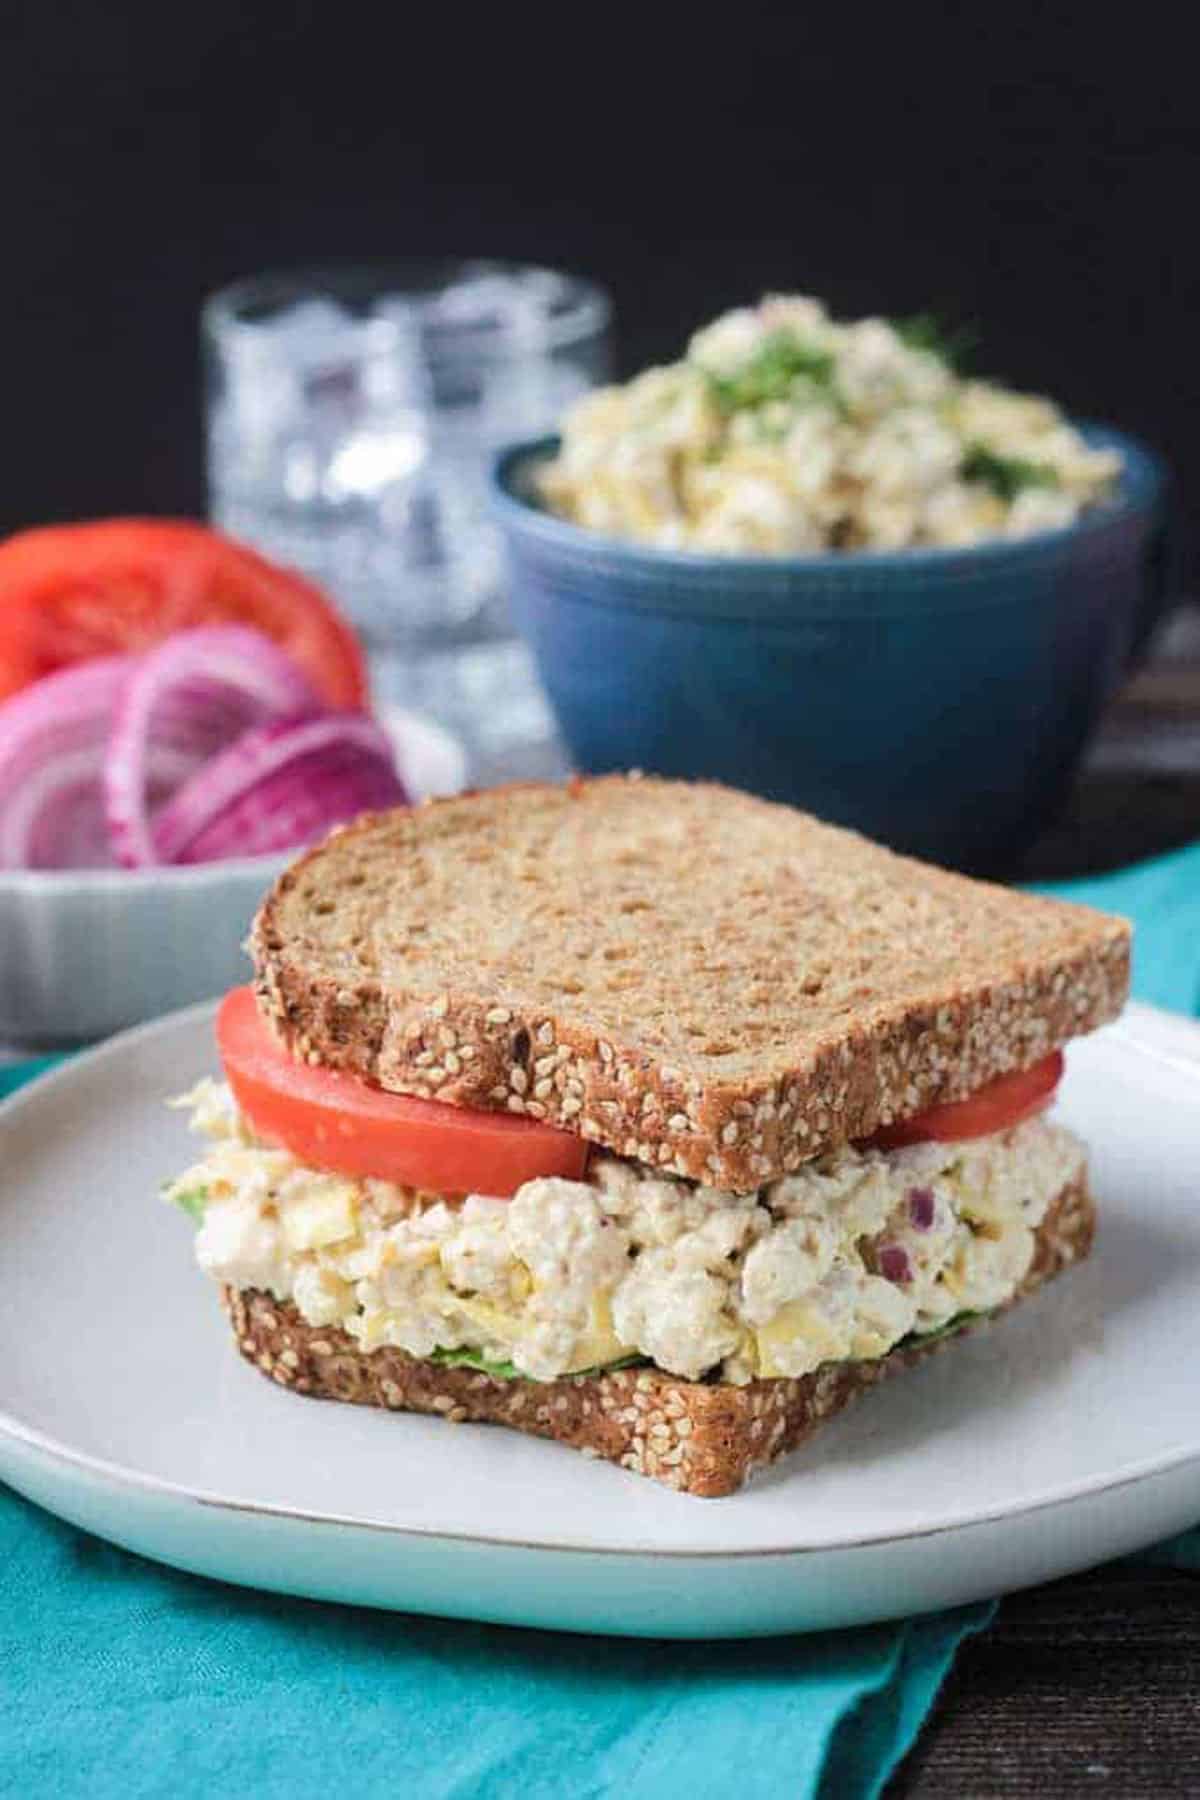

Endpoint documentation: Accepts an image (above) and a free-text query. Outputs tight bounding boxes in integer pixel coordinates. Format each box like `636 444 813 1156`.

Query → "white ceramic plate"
2 1000 1199 1638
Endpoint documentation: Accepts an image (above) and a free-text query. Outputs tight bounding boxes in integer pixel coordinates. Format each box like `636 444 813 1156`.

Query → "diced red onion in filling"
877 1242 913 1284
907 1186 936 1231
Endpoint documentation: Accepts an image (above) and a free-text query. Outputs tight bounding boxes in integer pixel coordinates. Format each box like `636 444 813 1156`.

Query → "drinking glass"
203 262 612 778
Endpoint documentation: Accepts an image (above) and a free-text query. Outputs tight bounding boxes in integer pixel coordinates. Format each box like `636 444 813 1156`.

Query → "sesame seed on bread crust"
225 1173 1094 1498
250 777 1129 1191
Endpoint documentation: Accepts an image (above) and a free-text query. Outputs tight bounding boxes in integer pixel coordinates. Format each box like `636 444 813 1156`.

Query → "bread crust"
250 779 1128 1190
224 1173 1094 1498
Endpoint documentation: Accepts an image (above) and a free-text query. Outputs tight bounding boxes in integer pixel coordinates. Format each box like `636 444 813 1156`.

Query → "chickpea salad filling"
537 293 1121 554
167 1079 1084 1387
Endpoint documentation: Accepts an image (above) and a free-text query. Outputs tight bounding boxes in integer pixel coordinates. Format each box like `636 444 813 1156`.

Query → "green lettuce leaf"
430 1345 522 1379
429 1346 646 1382
168 1185 208 1225
896 1309 985 1352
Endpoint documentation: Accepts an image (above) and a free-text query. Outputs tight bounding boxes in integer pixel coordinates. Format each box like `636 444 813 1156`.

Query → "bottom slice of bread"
223 1174 1094 1497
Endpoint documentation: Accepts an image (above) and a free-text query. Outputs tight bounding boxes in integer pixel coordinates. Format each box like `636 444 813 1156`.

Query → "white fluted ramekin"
0 707 466 1046
0 855 293 1043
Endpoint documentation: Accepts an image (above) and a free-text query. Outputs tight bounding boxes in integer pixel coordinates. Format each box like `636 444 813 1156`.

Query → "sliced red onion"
153 712 408 863
877 1243 913 1285
907 1187 936 1231
104 626 322 866
0 657 134 868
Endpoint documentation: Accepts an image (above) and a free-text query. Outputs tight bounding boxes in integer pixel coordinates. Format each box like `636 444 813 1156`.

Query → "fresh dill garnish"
961 441 1059 502
893 311 979 372
703 330 837 413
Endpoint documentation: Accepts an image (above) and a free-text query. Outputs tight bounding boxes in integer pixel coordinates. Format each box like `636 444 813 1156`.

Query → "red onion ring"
0 656 134 868
153 712 408 863
103 626 321 866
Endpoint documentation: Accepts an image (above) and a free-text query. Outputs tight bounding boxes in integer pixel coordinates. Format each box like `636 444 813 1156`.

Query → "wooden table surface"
889 1565 1200 1796
890 606 1200 1797
1019 608 1200 881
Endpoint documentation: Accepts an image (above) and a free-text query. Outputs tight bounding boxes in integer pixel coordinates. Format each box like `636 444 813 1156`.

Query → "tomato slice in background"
216 986 590 1197
0 520 367 707
871 1050 1065 1149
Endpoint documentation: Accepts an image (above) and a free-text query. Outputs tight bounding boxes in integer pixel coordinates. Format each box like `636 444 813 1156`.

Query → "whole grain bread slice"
226 1172 1093 1498
250 777 1129 1190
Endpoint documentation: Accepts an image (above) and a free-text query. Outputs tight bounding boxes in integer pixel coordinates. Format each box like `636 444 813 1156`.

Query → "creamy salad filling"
168 1079 1083 1386
538 294 1121 553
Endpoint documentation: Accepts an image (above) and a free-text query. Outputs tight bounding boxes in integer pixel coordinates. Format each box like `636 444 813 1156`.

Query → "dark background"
3 3 1196 583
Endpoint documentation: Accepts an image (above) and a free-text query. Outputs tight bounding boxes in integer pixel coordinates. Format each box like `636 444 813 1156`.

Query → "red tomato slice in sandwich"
871 1050 1064 1149
217 986 589 1197
0 519 367 707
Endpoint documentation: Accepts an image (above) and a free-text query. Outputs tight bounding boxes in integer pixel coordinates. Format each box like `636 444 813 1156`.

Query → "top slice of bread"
250 776 1130 1190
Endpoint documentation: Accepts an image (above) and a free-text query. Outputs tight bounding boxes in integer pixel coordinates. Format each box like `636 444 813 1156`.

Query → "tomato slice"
216 986 589 1197
0 520 367 707
871 1051 1065 1149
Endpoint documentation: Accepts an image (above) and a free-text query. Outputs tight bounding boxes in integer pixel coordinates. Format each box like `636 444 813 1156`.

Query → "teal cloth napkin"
2 840 1199 1799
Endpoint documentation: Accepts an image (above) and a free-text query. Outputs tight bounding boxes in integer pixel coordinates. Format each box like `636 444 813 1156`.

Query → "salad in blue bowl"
492 294 1171 873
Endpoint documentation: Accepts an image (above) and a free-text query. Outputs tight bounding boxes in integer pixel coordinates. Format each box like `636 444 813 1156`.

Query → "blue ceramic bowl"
492 426 1171 871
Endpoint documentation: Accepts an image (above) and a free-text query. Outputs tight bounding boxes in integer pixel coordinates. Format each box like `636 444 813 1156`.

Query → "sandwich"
165 777 1130 1496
